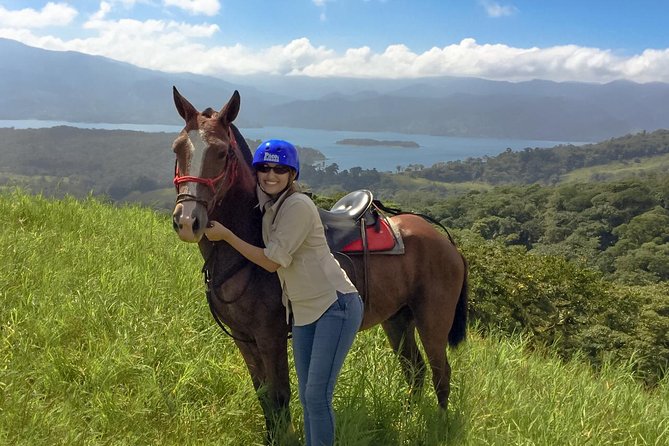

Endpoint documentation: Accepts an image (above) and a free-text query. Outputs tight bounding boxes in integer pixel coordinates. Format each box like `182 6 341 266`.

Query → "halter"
173 127 239 213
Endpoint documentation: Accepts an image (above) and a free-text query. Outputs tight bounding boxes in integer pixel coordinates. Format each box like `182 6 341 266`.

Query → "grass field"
559 153 669 183
1 190 667 445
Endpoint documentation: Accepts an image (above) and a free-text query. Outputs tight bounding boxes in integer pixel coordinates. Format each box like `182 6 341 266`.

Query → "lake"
0 119 578 172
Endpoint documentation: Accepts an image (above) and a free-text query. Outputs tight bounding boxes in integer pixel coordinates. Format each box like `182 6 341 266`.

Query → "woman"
205 139 363 446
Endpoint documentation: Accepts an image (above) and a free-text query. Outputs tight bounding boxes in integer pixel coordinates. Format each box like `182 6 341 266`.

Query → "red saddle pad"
341 219 396 252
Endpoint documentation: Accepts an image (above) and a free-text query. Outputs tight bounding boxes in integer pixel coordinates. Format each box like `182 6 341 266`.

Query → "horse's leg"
255 336 297 446
414 300 455 410
234 340 268 407
381 306 426 396
235 339 292 445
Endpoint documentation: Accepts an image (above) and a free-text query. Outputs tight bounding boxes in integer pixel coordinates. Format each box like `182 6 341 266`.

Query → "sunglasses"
256 164 292 174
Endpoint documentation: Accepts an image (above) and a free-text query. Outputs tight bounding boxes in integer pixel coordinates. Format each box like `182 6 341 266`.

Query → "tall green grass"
1 190 667 445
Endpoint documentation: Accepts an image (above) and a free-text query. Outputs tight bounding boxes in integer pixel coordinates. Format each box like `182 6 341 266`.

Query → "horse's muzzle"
172 201 208 243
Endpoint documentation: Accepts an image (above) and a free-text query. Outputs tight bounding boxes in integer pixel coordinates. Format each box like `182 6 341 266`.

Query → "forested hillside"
413 129 669 184
411 176 669 285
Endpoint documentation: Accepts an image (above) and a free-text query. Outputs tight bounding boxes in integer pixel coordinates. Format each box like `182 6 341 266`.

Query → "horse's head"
171 86 255 243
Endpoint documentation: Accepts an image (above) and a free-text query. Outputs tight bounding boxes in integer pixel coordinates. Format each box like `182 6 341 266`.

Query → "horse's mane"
231 124 253 167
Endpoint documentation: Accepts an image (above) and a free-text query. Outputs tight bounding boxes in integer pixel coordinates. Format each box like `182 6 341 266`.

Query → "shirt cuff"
264 243 292 268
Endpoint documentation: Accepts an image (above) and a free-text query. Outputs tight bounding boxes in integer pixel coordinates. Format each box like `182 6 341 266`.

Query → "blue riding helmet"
252 139 300 179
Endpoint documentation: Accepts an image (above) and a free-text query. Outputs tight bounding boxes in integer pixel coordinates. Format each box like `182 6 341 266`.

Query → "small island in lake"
335 138 420 148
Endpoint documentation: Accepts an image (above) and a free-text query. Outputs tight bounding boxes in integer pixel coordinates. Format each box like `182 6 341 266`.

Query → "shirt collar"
256 184 293 213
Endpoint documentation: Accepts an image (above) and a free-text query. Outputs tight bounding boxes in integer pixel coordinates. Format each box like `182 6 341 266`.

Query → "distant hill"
3 38 669 140
0 125 324 205
257 80 669 141
411 129 669 185
0 38 278 127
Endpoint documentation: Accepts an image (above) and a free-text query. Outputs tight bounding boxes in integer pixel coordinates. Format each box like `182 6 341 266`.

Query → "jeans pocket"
335 292 347 311
336 291 361 312
337 291 350 311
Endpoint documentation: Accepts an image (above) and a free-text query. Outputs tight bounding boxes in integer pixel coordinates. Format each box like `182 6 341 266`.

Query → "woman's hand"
204 220 281 272
204 220 232 242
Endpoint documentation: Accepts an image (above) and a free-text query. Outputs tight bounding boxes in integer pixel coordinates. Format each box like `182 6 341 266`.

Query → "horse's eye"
218 151 227 160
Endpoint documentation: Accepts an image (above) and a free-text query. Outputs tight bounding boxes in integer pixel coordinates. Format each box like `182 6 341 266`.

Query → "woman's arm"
204 221 281 273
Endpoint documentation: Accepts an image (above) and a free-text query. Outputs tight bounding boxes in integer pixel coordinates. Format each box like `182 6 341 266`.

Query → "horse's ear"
173 86 198 122
219 90 240 126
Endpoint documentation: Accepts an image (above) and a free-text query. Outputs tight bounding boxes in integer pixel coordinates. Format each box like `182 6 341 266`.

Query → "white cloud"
64 17 220 72
621 48 669 83
1 5 668 84
0 2 77 28
292 38 669 83
91 2 113 21
163 0 220 16
83 16 219 38
480 1 517 18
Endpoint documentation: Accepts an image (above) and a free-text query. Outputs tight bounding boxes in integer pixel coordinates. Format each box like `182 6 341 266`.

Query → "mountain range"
2 37 669 141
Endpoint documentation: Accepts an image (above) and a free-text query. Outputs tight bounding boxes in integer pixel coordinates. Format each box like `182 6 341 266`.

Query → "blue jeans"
292 291 364 446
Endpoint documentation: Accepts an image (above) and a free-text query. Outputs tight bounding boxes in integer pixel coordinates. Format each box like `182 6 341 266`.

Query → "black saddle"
329 190 373 219
318 190 375 252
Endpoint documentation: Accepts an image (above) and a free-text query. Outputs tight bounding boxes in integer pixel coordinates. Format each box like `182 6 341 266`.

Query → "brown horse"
170 87 468 443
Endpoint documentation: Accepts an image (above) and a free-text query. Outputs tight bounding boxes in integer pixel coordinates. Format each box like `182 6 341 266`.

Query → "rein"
202 243 256 343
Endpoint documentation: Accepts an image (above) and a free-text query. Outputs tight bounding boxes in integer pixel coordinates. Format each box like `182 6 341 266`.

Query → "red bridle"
173 127 239 210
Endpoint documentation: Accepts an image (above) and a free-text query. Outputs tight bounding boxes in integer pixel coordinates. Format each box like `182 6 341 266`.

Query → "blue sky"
1 0 668 82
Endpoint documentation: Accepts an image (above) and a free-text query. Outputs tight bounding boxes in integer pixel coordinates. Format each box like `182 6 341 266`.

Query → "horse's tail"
448 254 468 347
